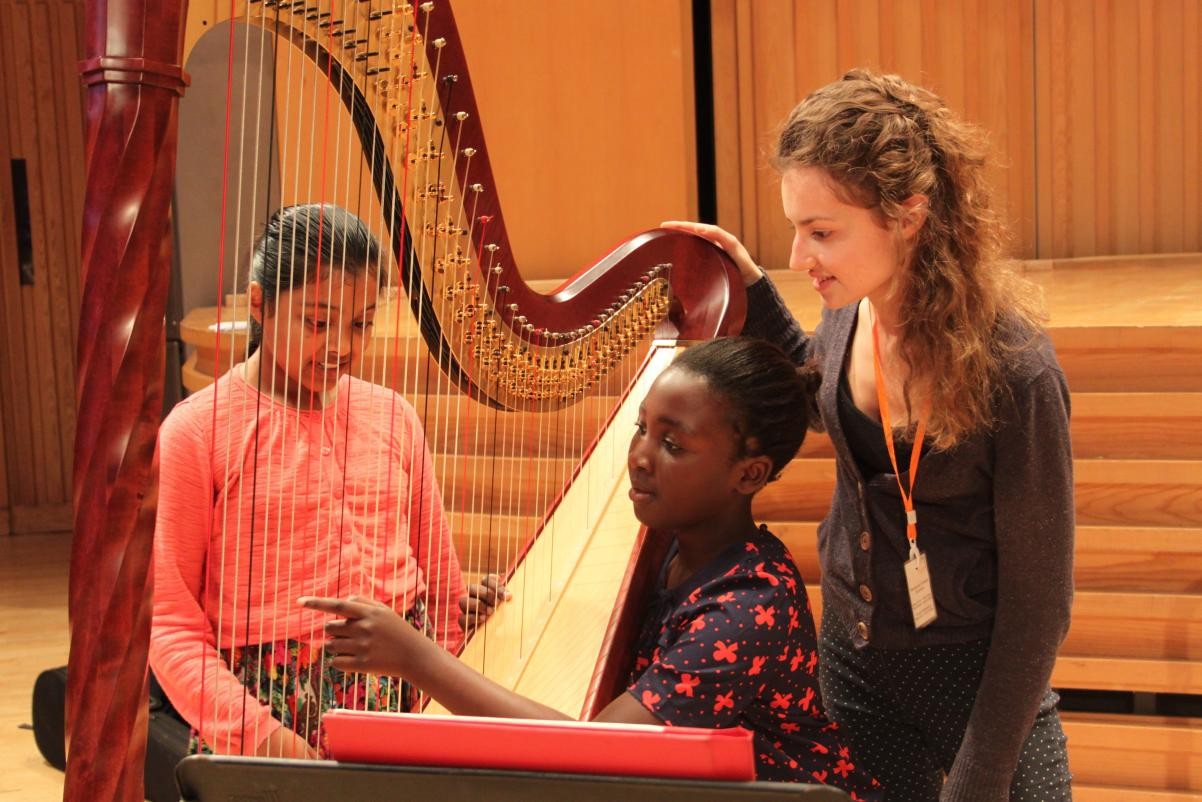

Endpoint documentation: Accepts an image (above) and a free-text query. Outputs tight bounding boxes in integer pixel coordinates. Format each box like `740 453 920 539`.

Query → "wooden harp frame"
66 1 744 799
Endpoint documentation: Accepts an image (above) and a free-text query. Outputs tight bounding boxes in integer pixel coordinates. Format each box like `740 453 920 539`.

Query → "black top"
836 358 923 479
742 275 1075 801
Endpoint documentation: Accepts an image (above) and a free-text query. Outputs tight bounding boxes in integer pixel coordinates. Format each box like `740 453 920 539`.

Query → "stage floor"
0 531 71 800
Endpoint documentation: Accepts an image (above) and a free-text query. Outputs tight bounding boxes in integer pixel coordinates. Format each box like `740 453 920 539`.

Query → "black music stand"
176 755 852 801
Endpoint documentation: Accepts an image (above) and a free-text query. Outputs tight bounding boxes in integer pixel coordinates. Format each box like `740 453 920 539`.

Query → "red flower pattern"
626 531 879 798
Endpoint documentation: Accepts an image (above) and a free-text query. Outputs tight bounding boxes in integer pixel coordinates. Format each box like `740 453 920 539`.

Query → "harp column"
67 0 188 796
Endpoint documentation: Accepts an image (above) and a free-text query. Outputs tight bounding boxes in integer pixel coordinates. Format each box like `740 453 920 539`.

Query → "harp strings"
200 0 648 755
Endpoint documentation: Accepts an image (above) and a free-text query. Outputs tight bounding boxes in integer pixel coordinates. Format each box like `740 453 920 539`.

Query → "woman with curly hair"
666 69 1073 801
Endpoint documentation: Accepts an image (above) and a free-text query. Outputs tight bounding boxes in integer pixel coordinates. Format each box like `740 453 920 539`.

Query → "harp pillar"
67 0 188 796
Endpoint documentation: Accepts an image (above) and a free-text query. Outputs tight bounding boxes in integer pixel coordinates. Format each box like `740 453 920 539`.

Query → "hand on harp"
300 577 509 674
458 574 512 634
299 595 418 676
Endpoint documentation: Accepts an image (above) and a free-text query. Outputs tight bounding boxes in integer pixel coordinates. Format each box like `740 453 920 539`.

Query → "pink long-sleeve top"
149 368 466 755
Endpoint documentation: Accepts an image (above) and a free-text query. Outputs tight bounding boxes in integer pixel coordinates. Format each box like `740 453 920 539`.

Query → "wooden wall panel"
712 0 1036 270
1035 0 1202 257
713 0 1201 263
209 1 699 284
450 0 698 281
0 0 84 534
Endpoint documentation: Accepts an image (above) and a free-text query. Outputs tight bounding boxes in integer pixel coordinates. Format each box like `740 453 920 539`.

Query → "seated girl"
150 204 498 759
303 337 881 799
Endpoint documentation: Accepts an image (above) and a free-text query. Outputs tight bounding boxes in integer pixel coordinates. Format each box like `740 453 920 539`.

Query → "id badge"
904 549 937 629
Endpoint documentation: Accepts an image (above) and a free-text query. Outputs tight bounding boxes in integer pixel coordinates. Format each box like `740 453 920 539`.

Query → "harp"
67 1 743 800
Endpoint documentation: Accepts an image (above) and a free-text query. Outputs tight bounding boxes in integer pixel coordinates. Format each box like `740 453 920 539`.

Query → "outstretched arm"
300 596 658 724
662 220 815 368
660 221 764 286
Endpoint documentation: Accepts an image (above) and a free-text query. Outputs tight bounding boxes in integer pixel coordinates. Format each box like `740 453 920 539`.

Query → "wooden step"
1051 326 1202 393
432 453 577 516
448 512 540 573
427 397 618 458
182 303 647 399
802 580 1202 695
1075 525 1202 592
794 392 1202 461
1075 787 1202 802
1075 460 1202 527
1071 393 1202 460
753 459 839 520
1063 591 1202 662
1063 712 1202 793
1054 655 1202 695
754 458 1202 528
772 522 1202 594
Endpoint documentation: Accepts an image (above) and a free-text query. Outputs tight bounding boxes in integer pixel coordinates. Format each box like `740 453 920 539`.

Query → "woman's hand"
299 595 421 676
458 574 512 633
255 725 319 760
660 220 764 286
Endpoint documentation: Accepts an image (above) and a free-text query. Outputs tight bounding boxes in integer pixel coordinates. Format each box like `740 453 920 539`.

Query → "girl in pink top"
150 205 481 759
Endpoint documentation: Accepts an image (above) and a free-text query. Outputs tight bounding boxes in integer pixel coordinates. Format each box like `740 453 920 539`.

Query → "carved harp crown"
68 0 744 799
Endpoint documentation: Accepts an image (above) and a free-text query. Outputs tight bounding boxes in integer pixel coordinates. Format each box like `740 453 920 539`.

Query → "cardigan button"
856 621 869 641
859 531 871 551
859 584 873 603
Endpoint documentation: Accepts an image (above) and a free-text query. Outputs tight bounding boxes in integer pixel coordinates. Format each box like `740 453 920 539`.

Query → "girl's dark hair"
248 204 382 350
670 337 820 482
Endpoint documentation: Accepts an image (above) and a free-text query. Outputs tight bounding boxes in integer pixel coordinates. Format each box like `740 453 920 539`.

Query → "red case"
322 710 755 782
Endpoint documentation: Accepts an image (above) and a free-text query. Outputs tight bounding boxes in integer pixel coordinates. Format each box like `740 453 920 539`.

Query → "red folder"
323 710 755 782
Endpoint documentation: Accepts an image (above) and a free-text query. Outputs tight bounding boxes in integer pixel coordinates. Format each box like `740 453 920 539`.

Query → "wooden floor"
3 255 1200 800
768 253 1202 330
0 532 71 800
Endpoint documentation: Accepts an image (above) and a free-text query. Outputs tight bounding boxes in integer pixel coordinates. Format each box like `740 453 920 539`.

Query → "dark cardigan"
743 275 1075 801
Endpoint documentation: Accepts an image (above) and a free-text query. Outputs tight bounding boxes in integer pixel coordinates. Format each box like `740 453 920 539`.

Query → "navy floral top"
627 527 881 800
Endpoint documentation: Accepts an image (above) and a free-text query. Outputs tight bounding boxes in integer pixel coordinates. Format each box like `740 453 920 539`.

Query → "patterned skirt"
194 599 427 756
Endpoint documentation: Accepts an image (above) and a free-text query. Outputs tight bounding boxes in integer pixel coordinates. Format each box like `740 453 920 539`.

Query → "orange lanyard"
870 317 929 553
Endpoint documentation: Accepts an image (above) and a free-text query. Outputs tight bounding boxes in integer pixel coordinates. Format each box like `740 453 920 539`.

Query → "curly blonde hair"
774 68 1044 448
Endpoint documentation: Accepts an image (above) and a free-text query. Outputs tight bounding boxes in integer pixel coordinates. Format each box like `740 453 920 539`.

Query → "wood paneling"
184 0 700 285
712 0 1036 266
453 0 697 281
712 0 1202 263
0 0 85 534
1035 0 1202 256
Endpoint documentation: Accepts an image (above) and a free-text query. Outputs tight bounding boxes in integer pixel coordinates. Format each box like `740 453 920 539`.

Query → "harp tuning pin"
515 316 527 325
463 147 477 157
471 183 484 192
497 285 510 293
524 323 535 332
508 303 519 312
485 243 499 252
420 2 434 12
434 37 446 48
491 265 503 274
455 111 469 121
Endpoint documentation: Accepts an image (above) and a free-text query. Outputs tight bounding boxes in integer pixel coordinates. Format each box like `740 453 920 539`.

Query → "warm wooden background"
0 0 1200 533
0 0 85 535
713 0 1202 267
